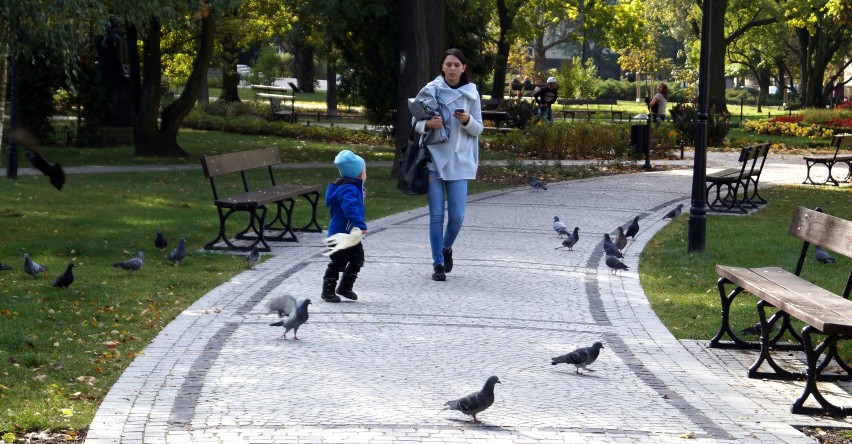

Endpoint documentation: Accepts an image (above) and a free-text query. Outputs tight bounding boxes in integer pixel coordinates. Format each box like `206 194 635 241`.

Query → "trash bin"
630 123 651 169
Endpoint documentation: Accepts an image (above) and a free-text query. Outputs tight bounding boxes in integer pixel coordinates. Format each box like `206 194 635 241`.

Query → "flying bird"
268 294 311 340
23 254 47 278
814 246 836 264
663 203 684 220
24 150 65 190
551 342 604 374
166 238 186 265
605 255 629 274
614 227 628 251
603 233 623 258
555 227 580 250
625 216 640 239
155 230 168 251
245 244 260 268
51 263 75 289
321 227 364 257
552 216 569 237
113 251 144 275
444 376 500 423
528 175 547 191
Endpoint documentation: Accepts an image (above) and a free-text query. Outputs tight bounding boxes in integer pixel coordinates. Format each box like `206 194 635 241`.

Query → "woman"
414 48 483 281
648 83 669 123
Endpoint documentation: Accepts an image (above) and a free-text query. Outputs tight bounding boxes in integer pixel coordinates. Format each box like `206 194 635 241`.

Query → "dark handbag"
396 127 431 195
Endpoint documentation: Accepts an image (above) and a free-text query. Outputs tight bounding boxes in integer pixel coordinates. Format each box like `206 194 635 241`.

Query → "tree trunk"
219 60 241 102
132 17 165 157
0 51 7 165
393 0 443 176
708 0 729 114
326 64 338 117
293 29 315 93
490 0 518 100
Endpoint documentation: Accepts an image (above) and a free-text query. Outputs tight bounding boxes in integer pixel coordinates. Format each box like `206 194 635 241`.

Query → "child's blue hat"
334 150 365 178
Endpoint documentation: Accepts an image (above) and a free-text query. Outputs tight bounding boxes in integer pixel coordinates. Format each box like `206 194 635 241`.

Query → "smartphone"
454 108 465 114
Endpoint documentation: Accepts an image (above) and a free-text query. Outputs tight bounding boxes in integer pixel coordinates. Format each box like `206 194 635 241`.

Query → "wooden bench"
200 148 323 252
705 143 771 214
557 98 624 122
481 99 511 130
710 207 852 416
251 85 297 123
803 133 852 186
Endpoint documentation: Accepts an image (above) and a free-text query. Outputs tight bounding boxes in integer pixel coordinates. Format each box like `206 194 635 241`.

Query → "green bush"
482 122 677 160
670 102 730 146
597 79 634 100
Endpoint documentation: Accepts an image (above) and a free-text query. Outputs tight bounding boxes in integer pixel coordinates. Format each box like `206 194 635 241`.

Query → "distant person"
322 150 367 303
648 83 669 123
413 48 483 281
533 77 558 122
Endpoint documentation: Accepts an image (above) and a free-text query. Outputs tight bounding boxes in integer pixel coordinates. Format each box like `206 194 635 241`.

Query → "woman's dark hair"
658 83 669 99
440 48 469 85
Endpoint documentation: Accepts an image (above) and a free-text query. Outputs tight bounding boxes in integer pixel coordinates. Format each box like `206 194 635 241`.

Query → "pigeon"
605 255 629 274
166 238 186 265
155 230 167 251
528 175 547 191
663 203 684 220
245 244 260 268
321 227 364 257
51 263 75 289
551 341 604 374
24 150 65 190
268 294 311 340
443 376 500 423
815 246 836 264
23 254 47 278
741 321 779 336
552 216 569 237
555 227 580 250
113 251 144 274
603 233 623 258
625 216 640 239
0 263 12 271
614 227 628 251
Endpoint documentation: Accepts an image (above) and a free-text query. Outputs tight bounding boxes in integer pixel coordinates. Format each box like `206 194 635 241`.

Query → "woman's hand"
426 115 444 129
453 110 470 124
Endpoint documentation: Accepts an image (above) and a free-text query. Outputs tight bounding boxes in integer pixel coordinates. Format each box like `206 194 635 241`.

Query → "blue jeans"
538 105 552 122
427 170 468 266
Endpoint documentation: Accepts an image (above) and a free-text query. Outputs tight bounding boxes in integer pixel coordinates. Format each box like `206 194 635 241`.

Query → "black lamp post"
688 0 712 252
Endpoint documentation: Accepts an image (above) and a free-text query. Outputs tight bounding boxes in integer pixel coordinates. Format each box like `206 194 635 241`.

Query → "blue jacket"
325 178 367 236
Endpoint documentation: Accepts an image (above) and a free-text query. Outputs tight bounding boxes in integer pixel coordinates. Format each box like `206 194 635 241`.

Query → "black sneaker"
443 248 453 273
432 264 446 281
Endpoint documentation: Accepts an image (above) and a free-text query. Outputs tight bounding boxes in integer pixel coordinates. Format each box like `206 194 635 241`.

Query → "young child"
322 150 367 303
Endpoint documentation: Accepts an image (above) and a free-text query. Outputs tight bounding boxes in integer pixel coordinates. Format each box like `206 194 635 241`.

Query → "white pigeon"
321 227 364 256
552 216 569 237
268 294 311 340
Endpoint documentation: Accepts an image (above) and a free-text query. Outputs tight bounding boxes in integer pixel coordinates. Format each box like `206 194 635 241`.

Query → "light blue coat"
413 76 483 181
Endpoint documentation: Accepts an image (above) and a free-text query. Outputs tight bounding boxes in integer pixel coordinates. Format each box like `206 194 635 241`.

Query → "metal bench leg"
748 300 805 380
825 161 841 186
293 191 323 232
709 278 759 349
263 198 298 242
205 207 271 252
803 160 834 186
792 326 849 416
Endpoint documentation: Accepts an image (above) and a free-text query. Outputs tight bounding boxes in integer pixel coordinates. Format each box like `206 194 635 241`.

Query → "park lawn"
0 166 506 433
639 185 852 357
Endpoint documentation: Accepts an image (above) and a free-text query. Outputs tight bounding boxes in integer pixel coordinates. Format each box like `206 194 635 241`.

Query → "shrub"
597 79 634 100
669 102 730 146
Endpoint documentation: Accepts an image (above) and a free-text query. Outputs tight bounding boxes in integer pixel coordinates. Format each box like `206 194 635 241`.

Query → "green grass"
639 185 852 350
0 165 505 433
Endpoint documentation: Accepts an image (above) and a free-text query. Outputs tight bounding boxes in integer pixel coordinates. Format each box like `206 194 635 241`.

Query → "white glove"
321 228 364 256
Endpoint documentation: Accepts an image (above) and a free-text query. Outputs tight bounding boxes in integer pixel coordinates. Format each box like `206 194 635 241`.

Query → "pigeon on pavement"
155 230 167 251
166 238 186 265
113 252 144 275
0 263 12 271
603 233 623 258
551 342 604 374
321 227 364 257
663 204 684 220
246 244 260 268
625 216 640 239
24 150 65 190
444 376 500 423
555 227 580 250
552 217 569 237
614 227 628 251
605 255 629 274
815 246 836 264
51 263 75 289
528 176 547 191
23 254 47 278
268 294 311 340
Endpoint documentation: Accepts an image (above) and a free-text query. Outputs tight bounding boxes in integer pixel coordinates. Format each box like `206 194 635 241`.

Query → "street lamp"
687 0 712 252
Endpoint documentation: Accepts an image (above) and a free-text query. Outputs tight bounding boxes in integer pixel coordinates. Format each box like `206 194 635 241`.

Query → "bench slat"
214 184 323 208
201 147 281 177
788 207 852 259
